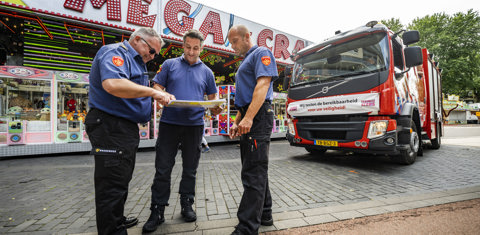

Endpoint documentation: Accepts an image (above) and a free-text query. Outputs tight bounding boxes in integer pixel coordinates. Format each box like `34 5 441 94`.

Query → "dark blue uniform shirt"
88 40 151 123
234 45 278 107
153 55 217 126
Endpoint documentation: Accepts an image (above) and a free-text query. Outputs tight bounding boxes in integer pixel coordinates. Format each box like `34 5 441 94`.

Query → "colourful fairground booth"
0 0 312 157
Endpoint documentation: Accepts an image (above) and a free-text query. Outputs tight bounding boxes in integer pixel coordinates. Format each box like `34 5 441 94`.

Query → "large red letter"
274 34 290 59
257 29 273 51
64 0 121 21
164 0 194 37
199 11 224 44
293 40 305 53
127 0 156 27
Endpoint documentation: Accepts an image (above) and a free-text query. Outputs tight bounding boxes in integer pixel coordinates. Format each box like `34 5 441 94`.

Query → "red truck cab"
285 21 443 164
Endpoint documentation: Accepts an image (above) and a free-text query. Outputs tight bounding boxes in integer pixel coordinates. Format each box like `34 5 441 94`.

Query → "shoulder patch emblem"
261 56 271 66
112 56 124 67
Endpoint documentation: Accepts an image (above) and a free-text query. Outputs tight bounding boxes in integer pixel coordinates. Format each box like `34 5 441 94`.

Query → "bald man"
227 25 278 235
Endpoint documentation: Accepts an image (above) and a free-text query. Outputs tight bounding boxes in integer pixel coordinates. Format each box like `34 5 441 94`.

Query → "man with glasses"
143 29 223 233
140 37 158 56
85 27 174 235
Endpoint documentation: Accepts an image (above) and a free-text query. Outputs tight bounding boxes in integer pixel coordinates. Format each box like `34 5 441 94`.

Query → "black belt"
236 100 272 115
90 108 137 125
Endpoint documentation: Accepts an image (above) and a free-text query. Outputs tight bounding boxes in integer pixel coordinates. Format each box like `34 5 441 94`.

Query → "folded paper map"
166 99 226 108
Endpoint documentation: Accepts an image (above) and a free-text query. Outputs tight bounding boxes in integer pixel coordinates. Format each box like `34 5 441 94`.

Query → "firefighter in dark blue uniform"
227 25 278 235
85 27 174 235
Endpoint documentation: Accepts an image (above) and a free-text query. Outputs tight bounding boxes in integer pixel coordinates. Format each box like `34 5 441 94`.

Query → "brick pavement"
0 138 480 234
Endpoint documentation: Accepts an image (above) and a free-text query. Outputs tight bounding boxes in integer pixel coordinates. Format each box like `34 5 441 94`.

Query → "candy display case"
54 71 89 143
0 117 7 145
272 92 287 133
217 85 236 135
0 66 54 145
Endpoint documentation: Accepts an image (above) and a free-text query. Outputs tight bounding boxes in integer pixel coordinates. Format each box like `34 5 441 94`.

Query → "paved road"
0 126 479 234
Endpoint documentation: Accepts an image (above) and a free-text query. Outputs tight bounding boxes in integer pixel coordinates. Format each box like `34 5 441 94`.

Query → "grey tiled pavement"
0 135 480 234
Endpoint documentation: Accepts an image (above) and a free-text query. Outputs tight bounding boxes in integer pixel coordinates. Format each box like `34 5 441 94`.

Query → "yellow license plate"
314 140 338 147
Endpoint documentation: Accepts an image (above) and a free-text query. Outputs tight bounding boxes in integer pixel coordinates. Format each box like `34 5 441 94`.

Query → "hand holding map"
166 99 226 108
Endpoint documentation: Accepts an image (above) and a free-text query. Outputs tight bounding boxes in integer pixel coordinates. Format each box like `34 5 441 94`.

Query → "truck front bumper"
287 119 402 154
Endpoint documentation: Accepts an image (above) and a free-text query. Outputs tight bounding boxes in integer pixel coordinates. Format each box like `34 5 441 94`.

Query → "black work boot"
124 216 138 228
180 195 197 222
142 205 165 233
260 213 274 226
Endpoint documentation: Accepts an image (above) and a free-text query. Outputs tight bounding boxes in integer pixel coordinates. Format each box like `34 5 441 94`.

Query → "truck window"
391 37 404 71
292 32 389 86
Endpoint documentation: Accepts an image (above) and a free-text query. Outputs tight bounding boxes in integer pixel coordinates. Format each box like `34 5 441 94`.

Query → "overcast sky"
193 0 479 43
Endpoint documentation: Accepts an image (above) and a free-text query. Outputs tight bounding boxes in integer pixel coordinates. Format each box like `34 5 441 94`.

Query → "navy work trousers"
85 108 140 235
150 122 204 206
236 102 274 234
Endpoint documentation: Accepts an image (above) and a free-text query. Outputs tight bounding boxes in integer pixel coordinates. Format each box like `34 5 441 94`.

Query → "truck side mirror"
402 30 420 45
395 46 423 79
404 46 423 67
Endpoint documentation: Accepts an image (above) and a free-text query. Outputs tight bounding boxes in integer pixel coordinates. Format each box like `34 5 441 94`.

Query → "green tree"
409 10 480 100
381 18 404 33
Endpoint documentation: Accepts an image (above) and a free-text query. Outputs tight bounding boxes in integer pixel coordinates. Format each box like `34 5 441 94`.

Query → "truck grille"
296 115 368 141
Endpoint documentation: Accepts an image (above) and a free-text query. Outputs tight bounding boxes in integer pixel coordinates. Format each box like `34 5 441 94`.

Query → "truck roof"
294 22 390 60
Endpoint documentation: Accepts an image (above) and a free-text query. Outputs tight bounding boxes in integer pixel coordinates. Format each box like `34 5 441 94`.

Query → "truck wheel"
430 122 441 149
398 121 419 165
305 147 327 156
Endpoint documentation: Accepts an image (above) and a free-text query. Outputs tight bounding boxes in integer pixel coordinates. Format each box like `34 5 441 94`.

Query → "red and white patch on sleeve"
112 56 124 67
261 56 271 66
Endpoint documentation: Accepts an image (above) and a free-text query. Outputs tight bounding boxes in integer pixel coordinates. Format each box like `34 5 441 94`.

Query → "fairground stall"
0 0 312 157
443 95 480 124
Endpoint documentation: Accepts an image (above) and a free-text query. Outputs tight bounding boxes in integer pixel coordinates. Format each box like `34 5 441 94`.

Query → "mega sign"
161 0 307 62
1 0 311 63
4 0 160 29
63 0 156 27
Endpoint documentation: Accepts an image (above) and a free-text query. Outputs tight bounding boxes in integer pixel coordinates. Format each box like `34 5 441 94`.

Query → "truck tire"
398 121 419 165
305 147 327 156
430 122 441 149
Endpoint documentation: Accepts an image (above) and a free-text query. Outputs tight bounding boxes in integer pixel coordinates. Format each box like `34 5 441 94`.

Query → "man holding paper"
143 29 222 233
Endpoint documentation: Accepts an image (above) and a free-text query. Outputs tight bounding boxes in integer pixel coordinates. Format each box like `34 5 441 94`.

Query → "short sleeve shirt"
88 40 151 123
153 56 217 126
234 45 279 107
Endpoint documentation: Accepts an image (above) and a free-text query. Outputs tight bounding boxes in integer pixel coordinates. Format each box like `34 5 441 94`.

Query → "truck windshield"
292 32 390 86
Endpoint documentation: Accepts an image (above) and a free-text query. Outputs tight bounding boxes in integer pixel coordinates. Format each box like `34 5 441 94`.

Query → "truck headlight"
287 118 295 136
367 121 388 139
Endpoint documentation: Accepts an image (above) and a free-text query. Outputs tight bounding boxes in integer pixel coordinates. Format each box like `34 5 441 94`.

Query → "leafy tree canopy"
381 18 404 32
382 10 480 101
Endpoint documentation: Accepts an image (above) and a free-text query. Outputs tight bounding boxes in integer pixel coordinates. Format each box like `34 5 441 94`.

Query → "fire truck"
284 21 443 164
